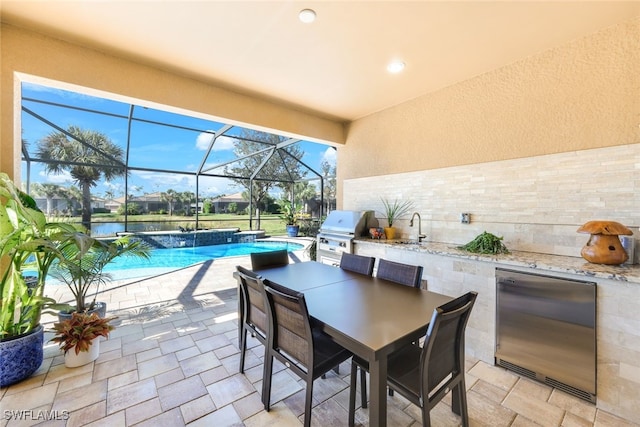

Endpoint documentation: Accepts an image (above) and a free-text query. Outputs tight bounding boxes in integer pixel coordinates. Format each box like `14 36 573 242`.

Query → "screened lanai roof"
20 82 330 203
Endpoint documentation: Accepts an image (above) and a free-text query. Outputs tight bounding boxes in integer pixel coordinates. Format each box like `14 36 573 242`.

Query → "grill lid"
319 210 378 236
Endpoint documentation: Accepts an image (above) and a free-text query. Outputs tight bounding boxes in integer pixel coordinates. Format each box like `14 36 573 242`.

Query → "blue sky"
21 82 336 199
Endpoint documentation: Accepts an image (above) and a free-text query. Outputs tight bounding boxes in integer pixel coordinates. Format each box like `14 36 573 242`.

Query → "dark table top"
255 260 364 291
257 261 453 359
250 261 454 427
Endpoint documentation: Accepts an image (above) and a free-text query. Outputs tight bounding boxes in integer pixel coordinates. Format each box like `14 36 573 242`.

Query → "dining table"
250 261 454 427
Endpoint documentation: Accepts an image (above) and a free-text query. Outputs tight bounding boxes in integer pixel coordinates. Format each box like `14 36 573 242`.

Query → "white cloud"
38 170 72 184
200 178 237 196
104 181 123 195
195 133 235 151
322 147 337 165
131 170 195 190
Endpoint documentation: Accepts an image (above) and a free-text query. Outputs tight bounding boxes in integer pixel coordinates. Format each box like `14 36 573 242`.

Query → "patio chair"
262 279 353 427
339 252 375 276
350 259 423 400
348 291 478 427
376 258 423 288
235 266 269 378
250 249 289 271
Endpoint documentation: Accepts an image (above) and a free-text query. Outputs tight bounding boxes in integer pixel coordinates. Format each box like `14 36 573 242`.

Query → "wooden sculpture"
577 220 633 265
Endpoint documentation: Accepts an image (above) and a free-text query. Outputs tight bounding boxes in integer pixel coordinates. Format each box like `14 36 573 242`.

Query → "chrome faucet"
409 212 426 242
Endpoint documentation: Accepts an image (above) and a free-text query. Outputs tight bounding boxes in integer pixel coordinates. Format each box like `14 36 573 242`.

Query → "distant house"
33 195 78 216
211 192 248 213
104 197 123 213
91 196 106 210
129 192 166 213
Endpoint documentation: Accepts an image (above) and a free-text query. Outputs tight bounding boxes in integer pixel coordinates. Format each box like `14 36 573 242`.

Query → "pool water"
103 241 304 281
35 241 304 284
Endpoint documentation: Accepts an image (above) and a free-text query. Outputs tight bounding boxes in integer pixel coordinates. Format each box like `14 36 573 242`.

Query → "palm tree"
160 189 178 216
62 186 83 216
294 181 318 214
36 126 125 231
321 159 336 213
180 191 195 216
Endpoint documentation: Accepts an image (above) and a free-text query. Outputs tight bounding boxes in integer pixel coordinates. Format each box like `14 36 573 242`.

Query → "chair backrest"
339 253 376 276
263 280 313 369
236 265 268 335
250 249 290 271
376 258 423 287
421 291 477 397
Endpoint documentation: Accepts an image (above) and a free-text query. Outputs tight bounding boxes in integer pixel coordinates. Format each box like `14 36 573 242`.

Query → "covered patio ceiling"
2 2 637 122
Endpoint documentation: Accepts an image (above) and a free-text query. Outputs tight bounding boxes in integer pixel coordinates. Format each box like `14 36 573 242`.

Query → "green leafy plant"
380 198 414 227
306 239 317 261
50 312 116 355
458 231 510 254
278 199 300 226
0 173 70 339
50 232 152 313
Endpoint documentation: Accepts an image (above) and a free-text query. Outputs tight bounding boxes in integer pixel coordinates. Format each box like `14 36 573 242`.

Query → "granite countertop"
354 238 640 284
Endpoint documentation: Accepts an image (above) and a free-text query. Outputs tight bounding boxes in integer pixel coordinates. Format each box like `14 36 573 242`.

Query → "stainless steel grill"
316 210 378 266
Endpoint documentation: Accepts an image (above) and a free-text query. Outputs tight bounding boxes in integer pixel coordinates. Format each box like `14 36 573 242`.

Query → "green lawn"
63 213 320 237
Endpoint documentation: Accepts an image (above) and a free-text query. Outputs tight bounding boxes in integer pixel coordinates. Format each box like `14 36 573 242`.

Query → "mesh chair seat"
352 259 424 401
250 249 289 271
376 258 423 288
340 253 375 276
263 279 353 427
349 291 478 427
235 266 269 375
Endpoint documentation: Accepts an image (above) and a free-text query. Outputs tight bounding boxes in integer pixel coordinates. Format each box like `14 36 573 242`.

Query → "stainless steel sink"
394 240 425 245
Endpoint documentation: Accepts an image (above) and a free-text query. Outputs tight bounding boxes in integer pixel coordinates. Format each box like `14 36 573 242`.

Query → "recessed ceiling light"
387 60 405 74
299 9 316 24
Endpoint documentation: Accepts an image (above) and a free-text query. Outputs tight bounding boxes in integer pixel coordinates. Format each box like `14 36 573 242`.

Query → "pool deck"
0 236 632 426
44 236 313 311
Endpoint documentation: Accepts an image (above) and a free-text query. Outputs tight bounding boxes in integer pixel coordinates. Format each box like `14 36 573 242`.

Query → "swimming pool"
102 240 304 280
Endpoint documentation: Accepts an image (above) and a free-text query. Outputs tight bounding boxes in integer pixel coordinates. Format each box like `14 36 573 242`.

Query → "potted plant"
50 231 152 319
50 311 116 367
380 197 414 240
279 199 300 237
0 173 67 387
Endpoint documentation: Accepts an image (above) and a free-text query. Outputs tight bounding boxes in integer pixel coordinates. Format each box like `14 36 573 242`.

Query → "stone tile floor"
1 252 637 426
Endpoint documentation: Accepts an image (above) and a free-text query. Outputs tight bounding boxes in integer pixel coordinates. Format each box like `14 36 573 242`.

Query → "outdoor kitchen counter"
354 237 640 425
353 238 640 284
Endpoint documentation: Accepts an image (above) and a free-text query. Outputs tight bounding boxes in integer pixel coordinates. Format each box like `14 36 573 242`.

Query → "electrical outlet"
460 213 471 224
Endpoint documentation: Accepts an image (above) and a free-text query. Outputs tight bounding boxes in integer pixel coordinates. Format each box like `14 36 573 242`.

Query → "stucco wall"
338 17 640 203
0 23 346 180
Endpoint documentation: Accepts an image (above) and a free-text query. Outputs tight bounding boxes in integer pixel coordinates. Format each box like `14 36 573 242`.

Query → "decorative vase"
577 220 633 265
64 338 100 368
384 227 396 240
58 301 107 322
580 235 629 265
286 225 300 237
0 325 44 387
